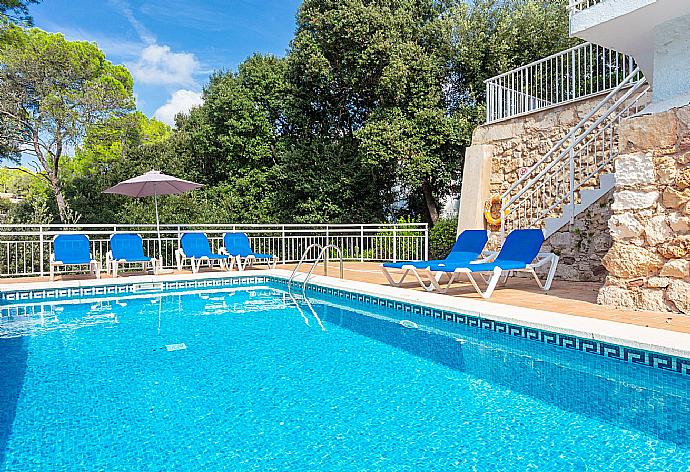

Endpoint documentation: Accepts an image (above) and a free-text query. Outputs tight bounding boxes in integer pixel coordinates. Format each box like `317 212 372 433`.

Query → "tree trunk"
48 172 68 223
421 178 439 225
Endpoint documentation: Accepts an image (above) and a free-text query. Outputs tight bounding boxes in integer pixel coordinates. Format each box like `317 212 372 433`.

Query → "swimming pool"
1 278 689 471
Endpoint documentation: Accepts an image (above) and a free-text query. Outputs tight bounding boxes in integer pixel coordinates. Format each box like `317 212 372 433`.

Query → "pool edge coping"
275 270 690 360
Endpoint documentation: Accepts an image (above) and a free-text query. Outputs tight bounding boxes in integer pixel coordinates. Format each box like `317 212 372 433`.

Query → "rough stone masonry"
470 95 615 283
598 105 690 314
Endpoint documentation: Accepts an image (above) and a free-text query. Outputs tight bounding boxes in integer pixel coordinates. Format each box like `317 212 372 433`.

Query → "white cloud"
108 1 202 87
154 90 204 126
131 44 200 86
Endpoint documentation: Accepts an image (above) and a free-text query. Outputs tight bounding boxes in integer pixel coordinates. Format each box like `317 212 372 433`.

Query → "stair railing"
485 42 641 123
499 68 650 238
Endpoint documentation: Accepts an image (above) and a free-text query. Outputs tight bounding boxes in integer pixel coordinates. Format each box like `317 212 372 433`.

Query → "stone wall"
467 94 614 282
471 95 611 197
598 106 690 314
541 190 613 282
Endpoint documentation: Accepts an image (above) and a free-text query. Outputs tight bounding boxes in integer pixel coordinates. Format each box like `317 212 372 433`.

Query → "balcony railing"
485 42 642 123
0 223 428 278
568 0 604 12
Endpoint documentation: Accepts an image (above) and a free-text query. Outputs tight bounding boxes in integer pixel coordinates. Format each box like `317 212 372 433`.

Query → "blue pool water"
1 282 689 471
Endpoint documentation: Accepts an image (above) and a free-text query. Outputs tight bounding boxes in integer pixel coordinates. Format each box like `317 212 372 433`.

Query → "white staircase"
543 173 615 236
499 68 651 239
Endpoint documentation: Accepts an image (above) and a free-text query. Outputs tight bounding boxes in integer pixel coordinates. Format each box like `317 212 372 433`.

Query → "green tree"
448 0 576 110
0 25 135 222
3 0 574 228
286 0 462 223
357 108 472 223
0 0 39 26
0 166 37 195
62 113 171 223
174 59 285 185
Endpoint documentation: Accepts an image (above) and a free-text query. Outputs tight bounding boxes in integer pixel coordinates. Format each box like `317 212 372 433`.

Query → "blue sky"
31 0 302 125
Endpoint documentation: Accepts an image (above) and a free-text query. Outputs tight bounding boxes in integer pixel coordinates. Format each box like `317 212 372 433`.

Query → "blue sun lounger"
106 233 159 278
422 229 559 298
50 234 101 281
175 232 231 273
219 232 277 270
379 229 489 290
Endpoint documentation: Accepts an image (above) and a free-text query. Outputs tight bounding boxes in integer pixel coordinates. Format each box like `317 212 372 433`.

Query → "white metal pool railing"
485 42 642 124
568 0 604 12
0 223 428 278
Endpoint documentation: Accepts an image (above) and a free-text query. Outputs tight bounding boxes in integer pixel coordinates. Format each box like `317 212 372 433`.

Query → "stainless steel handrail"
300 245 344 295
287 243 344 293
286 243 343 332
287 243 323 292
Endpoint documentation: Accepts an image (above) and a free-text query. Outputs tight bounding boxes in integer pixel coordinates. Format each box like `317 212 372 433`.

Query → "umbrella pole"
155 190 163 269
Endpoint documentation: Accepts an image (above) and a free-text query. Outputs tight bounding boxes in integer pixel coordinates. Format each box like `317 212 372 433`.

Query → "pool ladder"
287 243 344 296
286 244 342 332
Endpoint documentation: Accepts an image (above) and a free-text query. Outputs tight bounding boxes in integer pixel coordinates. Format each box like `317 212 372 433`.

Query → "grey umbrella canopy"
103 170 203 264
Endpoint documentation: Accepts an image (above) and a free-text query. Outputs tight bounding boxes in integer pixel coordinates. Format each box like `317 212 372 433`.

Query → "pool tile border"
279 279 690 378
0 276 271 302
2 274 689 377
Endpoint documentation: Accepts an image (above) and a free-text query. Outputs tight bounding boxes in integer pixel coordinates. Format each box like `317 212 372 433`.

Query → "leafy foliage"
2 0 573 228
0 0 39 26
429 217 458 259
0 25 135 222
448 0 576 109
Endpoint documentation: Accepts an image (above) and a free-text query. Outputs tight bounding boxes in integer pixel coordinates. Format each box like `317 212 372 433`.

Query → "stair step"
543 176 616 237
544 217 568 236
508 77 648 241
599 173 616 190
579 189 601 207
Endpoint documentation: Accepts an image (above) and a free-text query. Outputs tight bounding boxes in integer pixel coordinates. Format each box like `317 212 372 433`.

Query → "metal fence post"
486 82 491 123
424 224 429 260
175 225 182 269
571 48 576 100
324 225 329 273
281 225 286 264
360 226 365 262
392 226 398 263
500 199 506 242
39 225 44 276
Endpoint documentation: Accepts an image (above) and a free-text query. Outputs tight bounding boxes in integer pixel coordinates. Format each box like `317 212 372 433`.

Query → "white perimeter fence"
0 223 429 278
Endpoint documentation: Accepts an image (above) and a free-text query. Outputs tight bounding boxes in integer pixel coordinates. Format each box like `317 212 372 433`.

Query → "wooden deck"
2 262 689 334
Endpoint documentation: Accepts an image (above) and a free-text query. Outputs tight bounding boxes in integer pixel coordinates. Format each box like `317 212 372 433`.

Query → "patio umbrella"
103 170 203 267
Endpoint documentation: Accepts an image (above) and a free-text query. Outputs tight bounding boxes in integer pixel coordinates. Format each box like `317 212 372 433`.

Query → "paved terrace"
277 262 690 334
2 261 689 335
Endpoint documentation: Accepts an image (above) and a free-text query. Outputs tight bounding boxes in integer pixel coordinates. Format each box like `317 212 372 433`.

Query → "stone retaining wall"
469 95 614 282
540 190 613 282
473 95 612 197
598 106 690 314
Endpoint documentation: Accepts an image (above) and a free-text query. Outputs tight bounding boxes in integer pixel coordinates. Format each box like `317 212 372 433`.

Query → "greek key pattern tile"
298 279 690 377
0 277 271 303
